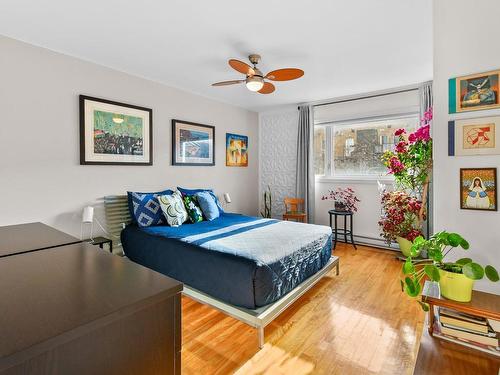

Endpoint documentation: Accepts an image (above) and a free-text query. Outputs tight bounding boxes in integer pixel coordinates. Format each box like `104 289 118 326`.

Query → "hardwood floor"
182 243 425 375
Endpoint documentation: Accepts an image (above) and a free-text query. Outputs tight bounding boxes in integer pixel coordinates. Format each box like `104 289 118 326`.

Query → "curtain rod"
297 87 421 110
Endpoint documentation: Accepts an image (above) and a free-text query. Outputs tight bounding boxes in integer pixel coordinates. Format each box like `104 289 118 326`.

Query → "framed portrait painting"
460 168 497 211
448 116 500 156
80 95 152 165
226 133 248 167
449 69 500 113
172 119 215 166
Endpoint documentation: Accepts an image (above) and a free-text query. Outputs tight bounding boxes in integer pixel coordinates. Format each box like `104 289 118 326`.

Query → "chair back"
284 197 305 214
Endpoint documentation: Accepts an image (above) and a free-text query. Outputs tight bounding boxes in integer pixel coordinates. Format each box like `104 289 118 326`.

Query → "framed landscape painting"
460 168 497 211
448 116 500 156
172 119 215 166
449 69 500 113
80 95 152 165
226 133 248 167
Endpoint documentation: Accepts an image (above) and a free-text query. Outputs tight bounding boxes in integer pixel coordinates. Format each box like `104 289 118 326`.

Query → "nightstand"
87 236 113 253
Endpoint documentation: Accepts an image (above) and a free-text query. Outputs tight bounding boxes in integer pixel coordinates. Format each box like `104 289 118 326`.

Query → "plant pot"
438 269 474 302
334 202 347 211
396 236 420 257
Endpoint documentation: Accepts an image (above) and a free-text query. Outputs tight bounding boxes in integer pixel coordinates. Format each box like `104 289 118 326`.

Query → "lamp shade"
82 206 94 223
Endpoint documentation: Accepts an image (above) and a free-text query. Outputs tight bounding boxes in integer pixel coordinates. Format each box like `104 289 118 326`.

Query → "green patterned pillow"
183 195 204 223
158 191 188 227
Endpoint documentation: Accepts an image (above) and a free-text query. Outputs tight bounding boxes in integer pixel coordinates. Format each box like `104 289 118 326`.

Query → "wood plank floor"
182 243 425 375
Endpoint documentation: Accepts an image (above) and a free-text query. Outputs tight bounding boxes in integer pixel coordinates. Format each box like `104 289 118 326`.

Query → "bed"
107 196 339 347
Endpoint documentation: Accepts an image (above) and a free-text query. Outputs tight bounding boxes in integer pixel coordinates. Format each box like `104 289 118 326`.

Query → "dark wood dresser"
0 242 182 375
0 222 80 258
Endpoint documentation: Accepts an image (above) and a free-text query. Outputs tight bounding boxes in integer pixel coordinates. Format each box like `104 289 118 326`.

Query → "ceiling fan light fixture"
246 76 264 92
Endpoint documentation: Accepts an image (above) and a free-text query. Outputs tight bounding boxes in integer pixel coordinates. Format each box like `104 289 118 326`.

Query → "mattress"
121 213 332 309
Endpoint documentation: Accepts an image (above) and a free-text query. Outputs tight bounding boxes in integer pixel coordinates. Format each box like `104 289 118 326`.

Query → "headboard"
104 195 131 250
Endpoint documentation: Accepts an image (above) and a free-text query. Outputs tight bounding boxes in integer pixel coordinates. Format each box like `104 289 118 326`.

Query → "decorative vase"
396 236 420 257
334 201 347 211
438 269 474 302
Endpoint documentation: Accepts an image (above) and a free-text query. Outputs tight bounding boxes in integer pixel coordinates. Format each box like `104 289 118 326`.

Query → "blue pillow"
177 187 224 215
195 191 220 221
127 189 173 227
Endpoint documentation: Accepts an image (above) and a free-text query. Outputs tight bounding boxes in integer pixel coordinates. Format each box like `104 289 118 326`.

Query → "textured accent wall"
259 109 298 218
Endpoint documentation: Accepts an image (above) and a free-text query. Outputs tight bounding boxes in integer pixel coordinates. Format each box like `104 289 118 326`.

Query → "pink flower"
388 157 404 174
394 128 406 136
395 141 407 153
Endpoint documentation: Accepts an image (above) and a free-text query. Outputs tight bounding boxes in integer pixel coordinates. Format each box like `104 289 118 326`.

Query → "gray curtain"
419 81 433 237
296 105 315 223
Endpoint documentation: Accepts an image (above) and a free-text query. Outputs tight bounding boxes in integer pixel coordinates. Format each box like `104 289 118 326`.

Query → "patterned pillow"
177 187 224 215
158 191 188 227
127 189 173 227
182 195 204 223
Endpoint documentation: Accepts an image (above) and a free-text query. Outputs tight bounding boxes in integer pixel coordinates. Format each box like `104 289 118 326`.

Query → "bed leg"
257 326 265 349
336 261 340 276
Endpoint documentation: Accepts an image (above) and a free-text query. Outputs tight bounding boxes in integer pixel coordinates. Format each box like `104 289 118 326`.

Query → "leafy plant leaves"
485 265 500 282
455 258 472 266
417 301 430 312
447 233 463 247
424 265 440 281
404 277 421 297
402 258 415 275
462 262 484 280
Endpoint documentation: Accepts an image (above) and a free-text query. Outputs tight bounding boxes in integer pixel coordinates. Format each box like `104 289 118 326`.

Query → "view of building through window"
314 115 419 177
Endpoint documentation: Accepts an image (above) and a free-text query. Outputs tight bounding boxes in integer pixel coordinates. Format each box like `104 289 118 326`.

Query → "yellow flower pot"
396 236 420 257
438 269 474 302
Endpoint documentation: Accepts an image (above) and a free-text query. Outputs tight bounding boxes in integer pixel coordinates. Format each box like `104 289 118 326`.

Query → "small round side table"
328 209 357 250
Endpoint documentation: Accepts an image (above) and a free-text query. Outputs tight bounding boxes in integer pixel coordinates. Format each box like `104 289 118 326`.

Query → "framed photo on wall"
460 168 497 211
449 69 500 113
226 133 248 167
448 116 500 156
172 119 215 166
80 95 152 165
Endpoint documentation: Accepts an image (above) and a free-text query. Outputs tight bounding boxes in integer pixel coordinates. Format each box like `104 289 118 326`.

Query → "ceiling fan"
212 54 304 94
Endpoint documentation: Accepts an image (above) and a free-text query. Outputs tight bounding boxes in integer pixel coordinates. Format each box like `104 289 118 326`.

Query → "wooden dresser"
0 242 182 375
0 222 80 258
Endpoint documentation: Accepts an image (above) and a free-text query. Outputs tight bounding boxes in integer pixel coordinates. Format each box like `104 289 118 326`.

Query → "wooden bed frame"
104 195 340 348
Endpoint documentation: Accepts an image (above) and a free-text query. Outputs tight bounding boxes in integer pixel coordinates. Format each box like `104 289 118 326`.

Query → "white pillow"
158 191 188 227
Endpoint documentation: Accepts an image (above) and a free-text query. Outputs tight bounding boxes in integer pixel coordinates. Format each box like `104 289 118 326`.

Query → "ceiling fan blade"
265 68 304 81
212 80 245 86
228 59 255 76
258 82 275 94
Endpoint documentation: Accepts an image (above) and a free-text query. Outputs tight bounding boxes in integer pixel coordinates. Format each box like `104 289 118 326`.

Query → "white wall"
259 107 298 218
0 36 259 238
433 0 500 294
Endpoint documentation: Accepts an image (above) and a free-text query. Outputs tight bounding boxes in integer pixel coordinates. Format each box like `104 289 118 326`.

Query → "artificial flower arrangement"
322 187 360 212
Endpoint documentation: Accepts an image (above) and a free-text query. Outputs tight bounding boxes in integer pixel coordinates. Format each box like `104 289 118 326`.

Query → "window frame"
315 111 420 183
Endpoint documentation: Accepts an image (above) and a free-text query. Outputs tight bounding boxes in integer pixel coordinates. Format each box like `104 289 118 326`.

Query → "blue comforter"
122 213 332 309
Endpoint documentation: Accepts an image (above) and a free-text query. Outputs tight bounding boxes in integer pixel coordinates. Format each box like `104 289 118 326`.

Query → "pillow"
127 189 173 227
195 191 220 221
182 195 204 223
158 191 188 227
177 187 224 215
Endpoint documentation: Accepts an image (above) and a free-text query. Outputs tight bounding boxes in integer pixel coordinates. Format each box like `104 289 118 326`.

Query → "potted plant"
381 108 433 229
402 231 499 306
321 187 360 212
378 190 423 256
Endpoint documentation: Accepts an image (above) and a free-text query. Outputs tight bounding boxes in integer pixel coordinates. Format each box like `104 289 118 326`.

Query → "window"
314 115 419 178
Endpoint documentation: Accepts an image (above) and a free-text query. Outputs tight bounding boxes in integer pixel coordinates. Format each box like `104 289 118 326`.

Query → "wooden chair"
283 197 307 223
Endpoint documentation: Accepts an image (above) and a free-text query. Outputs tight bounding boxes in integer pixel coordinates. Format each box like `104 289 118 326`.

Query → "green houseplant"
402 231 499 307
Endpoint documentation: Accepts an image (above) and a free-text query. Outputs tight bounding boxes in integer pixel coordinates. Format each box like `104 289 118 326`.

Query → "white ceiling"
0 0 433 112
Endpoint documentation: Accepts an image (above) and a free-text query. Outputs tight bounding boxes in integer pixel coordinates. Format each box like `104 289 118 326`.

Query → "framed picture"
448 116 500 156
172 119 215 166
460 168 497 211
449 69 500 113
80 95 152 165
226 133 248 167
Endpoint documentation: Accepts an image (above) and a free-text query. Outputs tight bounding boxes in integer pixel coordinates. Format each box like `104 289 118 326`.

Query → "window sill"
315 175 395 185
